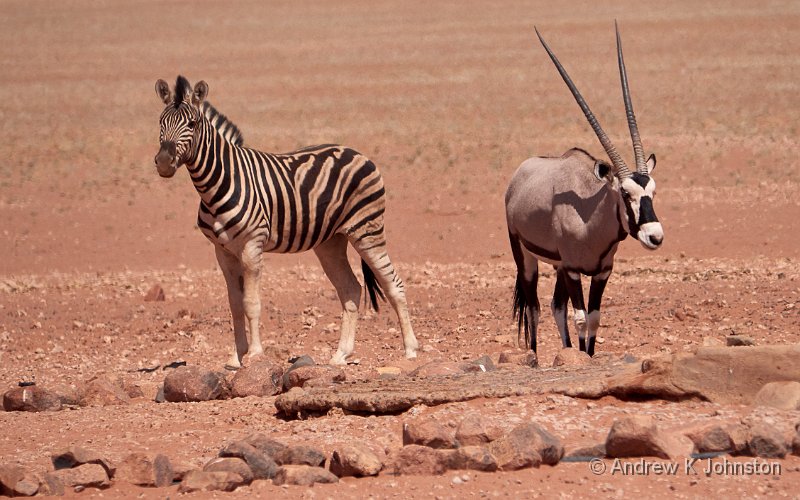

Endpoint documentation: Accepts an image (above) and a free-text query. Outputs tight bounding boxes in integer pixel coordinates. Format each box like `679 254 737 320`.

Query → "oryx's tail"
513 273 534 350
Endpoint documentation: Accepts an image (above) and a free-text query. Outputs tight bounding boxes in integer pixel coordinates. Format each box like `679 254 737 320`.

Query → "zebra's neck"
187 120 243 210
201 101 244 147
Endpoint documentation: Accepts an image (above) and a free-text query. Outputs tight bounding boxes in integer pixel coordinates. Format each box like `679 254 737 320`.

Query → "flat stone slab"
275 345 800 416
275 362 624 416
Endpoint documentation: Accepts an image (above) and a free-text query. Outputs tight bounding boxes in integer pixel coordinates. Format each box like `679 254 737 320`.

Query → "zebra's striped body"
154 76 418 368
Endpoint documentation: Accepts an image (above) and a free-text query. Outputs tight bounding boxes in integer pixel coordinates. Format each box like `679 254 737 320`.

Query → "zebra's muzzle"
155 141 178 178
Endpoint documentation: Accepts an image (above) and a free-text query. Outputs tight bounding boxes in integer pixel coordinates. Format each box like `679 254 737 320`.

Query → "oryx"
505 23 663 356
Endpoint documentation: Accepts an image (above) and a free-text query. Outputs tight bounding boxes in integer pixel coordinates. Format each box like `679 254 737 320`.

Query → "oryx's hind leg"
552 268 572 348
562 268 589 353
509 233 540 351
586 270 611 357
314 234 362 366
348 220 418 360
215 245 248 370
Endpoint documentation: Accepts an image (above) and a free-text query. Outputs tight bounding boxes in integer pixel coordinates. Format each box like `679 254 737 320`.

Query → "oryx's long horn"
535 27 632 179
615 21 646 173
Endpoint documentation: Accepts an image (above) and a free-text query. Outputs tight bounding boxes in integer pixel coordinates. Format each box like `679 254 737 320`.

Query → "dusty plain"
1 0 799 497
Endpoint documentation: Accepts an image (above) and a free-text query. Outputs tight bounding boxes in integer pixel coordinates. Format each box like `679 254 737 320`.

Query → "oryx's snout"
638 222 664 250
154 141 178 178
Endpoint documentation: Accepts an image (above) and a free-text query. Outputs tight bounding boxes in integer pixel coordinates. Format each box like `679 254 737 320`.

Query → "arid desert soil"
1 0 799 497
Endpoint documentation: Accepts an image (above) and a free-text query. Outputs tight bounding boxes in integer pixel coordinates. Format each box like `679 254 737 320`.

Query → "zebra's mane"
174 75 191 108
201 101 244 147
173 75 244 146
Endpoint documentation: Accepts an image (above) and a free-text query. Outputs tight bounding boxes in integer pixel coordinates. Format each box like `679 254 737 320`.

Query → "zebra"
505 24 663 357
153 75 418 369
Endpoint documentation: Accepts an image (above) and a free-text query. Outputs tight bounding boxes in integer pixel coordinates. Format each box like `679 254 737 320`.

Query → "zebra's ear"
155 79 171 105
646 153 656 174
192 81 208 107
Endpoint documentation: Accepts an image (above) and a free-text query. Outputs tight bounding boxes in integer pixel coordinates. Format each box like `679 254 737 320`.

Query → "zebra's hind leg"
348 223 418 360
313 235 362 366
215 245 248 370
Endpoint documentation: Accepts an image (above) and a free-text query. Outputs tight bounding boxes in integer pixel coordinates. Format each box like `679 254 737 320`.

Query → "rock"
605 345 800 405
606 416 693 459
114 452 173 487
283 365 345 391
702 336 724 347
565 443 607 459
329 442 383 477
0 464 39 497
230 360 284 398
377 366 402 379
203 457 253 484
219 441 278 480
50 463 109 490
489 422 564 469
466 355 496 373
81 375 131 406
754 381 800 410
727 335 755 346
409 361 468 378
163 366 230 402
746 424 788 458
3 386 62 412
684 424 734 453
178 470 243 493
450 446 497 472
281 355 316 389
51 446 115 477
488 435 541 471
552 348 592 368
50 382 87 406
272 465 338 486
498 350 538 368
386 445 454 475
39 473 65 496
403 420 457 449
792 429 800 456
273 445 325 467
727 423 751 455
243 433 287 459
144 284 165 302
171 461 194 482
455 413 502 446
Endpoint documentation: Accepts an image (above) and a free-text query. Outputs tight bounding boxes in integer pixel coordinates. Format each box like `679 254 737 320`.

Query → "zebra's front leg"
215 246 248 370
314 235 362 366
563 269 589 353
240 240 265 364
586 270 611 357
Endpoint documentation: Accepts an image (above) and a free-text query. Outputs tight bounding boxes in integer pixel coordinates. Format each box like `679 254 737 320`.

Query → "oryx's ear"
192 81 208 106
646 153 656 174
155 79 171 105
594 161 612 182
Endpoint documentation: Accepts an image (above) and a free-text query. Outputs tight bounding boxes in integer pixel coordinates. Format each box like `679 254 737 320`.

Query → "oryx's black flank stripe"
160 93 386 255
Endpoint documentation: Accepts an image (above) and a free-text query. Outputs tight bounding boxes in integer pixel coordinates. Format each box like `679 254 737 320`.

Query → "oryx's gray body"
506 148 626 275
507 24 663 356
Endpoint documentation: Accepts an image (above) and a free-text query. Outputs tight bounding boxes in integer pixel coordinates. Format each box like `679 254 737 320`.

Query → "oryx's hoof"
405 348 418 360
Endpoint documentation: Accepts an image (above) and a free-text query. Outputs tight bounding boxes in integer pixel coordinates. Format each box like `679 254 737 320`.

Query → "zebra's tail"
361 259 385 312
512 273 531 350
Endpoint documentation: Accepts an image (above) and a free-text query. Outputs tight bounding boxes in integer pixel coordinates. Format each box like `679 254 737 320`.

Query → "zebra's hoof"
329 352 348 366
224 363 240 371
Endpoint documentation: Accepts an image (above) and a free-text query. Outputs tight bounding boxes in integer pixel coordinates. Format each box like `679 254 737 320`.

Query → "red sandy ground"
0 0 799 497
